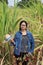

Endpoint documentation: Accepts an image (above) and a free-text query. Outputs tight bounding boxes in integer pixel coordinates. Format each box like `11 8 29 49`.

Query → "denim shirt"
11 30 34 55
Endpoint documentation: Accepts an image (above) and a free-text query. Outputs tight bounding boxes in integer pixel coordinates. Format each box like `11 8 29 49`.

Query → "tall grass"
0 0 43 65
0 1 22 65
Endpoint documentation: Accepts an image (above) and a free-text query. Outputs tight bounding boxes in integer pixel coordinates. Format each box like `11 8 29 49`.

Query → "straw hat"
5 34 12 41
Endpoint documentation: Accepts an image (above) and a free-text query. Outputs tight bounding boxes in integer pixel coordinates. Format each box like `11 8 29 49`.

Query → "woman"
11 20 34 65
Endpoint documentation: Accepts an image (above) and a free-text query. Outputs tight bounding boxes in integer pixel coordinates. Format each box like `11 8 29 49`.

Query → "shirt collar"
19 30 29 35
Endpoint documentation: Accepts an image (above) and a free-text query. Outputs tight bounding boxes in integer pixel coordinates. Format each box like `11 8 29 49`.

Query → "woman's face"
21 22 27 30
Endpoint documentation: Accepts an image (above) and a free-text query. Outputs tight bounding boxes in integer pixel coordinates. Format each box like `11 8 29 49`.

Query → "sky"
41 0 43 3
8 0 21 6
8 0 43 6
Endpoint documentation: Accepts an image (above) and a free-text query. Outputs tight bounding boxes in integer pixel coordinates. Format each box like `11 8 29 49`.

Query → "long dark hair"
19 20 28 31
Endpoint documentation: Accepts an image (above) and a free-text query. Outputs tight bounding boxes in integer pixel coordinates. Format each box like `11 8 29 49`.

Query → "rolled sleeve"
10 33 17 46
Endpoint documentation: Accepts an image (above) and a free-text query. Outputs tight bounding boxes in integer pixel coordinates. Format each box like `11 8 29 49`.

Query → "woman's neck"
21 30 27 35
22 29 26 32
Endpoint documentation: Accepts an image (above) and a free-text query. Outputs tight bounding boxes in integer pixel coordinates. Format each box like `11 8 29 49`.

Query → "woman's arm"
10 33 17 46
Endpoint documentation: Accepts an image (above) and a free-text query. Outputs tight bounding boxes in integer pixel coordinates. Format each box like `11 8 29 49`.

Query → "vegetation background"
0 0 43 65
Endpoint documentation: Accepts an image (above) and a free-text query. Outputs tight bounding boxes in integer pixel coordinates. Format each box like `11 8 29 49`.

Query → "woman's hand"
10 38 14 43
10 38 16 46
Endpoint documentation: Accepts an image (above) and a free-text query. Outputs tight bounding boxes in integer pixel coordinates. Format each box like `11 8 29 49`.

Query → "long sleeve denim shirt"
11 30 35 55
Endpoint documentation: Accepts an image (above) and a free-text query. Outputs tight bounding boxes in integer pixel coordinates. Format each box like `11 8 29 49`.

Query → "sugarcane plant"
0 1 22 65
0 0 43 65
